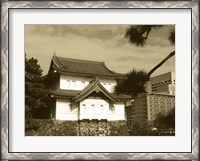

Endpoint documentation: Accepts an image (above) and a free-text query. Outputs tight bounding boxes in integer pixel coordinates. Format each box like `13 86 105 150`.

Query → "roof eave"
55 70 125 79
74 78 118 103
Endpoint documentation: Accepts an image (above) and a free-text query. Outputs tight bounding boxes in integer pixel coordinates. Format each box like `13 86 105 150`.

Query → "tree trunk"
147 50 175 80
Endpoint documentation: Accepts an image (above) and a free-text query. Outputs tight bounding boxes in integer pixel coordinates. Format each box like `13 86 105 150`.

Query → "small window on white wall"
103 83 107 88
66 80 70 88
82 104 86 112
91 104 95 112
71 81 76 88
60 80 67 89
110 84 115 92
69 103 72 111
107 84 111 90
111 105 115 113
100 105 104 112
61 80 70 89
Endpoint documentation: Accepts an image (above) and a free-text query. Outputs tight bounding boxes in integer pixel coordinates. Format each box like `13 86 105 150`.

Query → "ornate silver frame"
1 1 199 160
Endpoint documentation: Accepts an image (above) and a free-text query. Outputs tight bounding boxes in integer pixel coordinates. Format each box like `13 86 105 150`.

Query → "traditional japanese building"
45 55 131 121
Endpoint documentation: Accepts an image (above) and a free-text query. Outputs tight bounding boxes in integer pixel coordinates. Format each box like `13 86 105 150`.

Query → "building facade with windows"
125 72 175 129
132 93 175 127
45 55 131 121
150 72 175 95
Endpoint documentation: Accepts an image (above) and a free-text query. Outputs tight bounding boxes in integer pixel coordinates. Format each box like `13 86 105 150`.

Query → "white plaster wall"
55 98 125 121
60 75 116 93
80 98 110 120
79 98 125 121
108 103 125 121
56 99 78 120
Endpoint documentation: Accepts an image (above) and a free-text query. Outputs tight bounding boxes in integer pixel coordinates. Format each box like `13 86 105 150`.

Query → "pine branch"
147 50 175 79
144 28 151 39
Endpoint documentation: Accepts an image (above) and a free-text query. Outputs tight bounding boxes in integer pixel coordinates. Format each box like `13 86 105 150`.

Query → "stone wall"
25 119 129 136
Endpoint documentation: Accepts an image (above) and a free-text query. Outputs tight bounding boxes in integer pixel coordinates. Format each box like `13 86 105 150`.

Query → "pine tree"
25 54 48 119
115 69 147 97
153 107 175 129
115 25 175 96
125 25 175 79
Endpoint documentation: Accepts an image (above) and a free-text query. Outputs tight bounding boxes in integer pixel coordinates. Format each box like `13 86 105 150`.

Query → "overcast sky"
25 25 175 77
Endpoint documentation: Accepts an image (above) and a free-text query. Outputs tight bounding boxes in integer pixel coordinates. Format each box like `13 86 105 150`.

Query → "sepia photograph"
25 25 175 136
1 0 198 158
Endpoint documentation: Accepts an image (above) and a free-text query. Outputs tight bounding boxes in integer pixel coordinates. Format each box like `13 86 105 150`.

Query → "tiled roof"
74 77 118 103
49 55 125 79
50 89 80 98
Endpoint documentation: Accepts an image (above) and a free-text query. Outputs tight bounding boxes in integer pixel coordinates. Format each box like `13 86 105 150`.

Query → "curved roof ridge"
101 62 125 76
56 56 103 65
54 55 65 67
52 55 64 67
50 55 126 79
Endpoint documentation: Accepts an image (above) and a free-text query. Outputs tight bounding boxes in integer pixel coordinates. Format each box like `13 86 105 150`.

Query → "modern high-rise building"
150 72 175 95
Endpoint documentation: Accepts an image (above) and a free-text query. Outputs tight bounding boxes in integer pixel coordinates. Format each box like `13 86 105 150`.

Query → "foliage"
153 107 175 129
125 25 175 79
115 69 148 97
25 120 78 136
130 121 147 136
25 54 48 119
129 121 158 136
108 121 129 136
125 25 174 47
25 119 40 131
128 120 175 136
25 120 129 136
125 25 164 47
168 28 175 45
116 25 175 96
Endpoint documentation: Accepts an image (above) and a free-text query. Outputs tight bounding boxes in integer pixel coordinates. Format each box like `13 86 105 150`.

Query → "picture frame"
1 0 199 160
